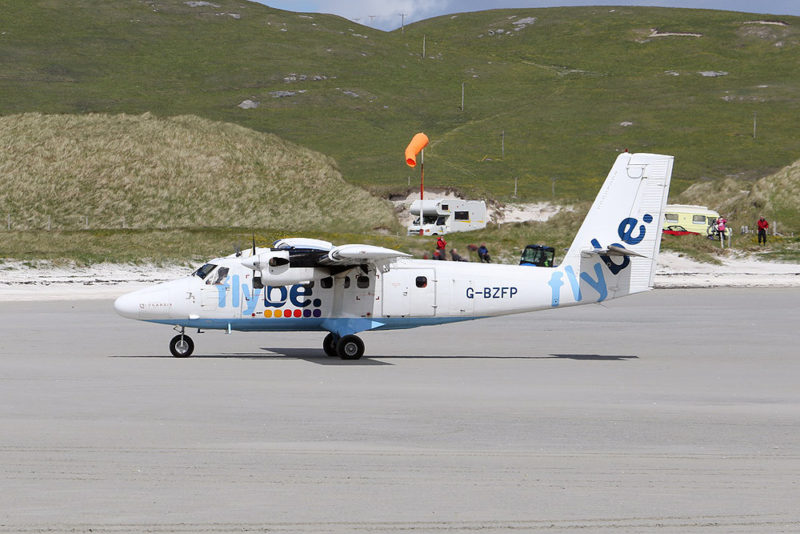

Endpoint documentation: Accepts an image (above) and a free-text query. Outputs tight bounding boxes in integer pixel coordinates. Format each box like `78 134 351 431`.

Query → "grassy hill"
679 157 800 234
3 2 800 204
0 113 396 232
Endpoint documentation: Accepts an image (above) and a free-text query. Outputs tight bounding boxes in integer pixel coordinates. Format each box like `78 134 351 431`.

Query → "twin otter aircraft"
115 152 673 359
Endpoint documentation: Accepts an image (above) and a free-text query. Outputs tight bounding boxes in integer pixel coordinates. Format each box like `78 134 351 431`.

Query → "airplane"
114 152 673 359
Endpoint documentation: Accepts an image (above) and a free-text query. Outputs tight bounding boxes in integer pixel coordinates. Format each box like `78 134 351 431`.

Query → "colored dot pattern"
253 300 324 319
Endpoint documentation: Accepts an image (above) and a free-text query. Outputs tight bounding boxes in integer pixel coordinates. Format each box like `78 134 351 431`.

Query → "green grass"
3 2 800 203
0 113 397 232
2 2 800 264
677 155 800 234
0 206 587 266
2 212 796 267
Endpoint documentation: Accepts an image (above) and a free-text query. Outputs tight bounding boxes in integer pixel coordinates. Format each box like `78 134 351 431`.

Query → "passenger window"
664 214 678 222
320 277 333 289
343 276 351 289
416 276 427 288
356 275 369 289
454 211 469 220
693 215 707 224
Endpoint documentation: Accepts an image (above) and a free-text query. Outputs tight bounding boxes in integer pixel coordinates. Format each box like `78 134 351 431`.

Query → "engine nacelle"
260 266 316 286
241 251 316 286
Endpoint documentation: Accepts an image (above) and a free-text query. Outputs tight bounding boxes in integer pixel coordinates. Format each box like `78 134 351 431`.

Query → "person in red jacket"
757 216 769 245
435 236 447 260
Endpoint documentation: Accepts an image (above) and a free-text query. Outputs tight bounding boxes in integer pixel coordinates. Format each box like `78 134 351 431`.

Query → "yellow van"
663 204 730 237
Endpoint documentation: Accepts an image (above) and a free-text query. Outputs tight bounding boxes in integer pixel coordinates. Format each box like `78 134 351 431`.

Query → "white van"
664 204 730 237
408 199 487 236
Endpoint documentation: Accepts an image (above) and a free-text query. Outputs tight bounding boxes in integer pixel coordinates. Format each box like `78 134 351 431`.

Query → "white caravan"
407 198 487 235
115 152 673 360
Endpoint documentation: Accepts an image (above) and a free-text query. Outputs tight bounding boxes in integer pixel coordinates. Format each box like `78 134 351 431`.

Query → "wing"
319 244 411 266
241 243 410 272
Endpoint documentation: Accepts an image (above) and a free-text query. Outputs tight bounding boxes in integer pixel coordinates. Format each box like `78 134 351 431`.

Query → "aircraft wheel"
323 333 339 357
337 335 364 360
169 334 194 358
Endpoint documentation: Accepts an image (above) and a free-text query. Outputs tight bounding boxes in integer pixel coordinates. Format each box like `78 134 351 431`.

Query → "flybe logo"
214 275 322 318
548 214 653 307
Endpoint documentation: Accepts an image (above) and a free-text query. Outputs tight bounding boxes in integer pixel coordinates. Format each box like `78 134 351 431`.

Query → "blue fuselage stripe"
147 316 484 332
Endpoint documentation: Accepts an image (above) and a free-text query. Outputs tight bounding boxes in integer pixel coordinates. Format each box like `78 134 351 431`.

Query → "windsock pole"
404 132 429 236
420 148 424 201
419 150 424 235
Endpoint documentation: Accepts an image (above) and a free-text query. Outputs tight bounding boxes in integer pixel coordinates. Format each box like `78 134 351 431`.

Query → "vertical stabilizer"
563 153 673 296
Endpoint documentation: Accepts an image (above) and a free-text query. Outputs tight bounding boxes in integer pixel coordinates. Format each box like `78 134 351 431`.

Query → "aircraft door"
381 268 436 317
200 266 229 311
330 271 375 318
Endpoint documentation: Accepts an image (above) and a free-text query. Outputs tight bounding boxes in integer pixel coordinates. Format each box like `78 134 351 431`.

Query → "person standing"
436 236 447 260
757 216 769 245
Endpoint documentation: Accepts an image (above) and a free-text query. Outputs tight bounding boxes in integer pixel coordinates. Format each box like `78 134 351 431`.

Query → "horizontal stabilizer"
581 245 647 258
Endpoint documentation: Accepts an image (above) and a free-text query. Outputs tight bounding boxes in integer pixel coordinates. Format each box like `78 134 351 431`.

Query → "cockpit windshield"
193 263 217 280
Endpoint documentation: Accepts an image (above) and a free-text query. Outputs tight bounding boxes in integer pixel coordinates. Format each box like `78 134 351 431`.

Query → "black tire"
169 334 194 358
337 335 365 360
323 333 339 357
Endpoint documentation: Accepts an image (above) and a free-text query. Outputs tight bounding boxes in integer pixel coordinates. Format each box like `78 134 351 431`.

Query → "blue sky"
252 1 800 31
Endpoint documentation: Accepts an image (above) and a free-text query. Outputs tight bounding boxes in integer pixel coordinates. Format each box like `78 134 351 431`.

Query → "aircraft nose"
114 291 141 319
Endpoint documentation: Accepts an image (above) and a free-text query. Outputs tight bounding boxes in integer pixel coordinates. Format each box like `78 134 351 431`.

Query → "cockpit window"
193 263 217 280
207 266 229 285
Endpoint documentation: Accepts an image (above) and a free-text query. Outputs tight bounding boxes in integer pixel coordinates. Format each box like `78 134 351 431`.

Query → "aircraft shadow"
111 351 636 363
257 347 392 365
111 348 392 365
377 353 638 361
549 353 638 361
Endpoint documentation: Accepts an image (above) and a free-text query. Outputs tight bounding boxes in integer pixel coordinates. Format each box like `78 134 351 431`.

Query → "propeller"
250 232 263 296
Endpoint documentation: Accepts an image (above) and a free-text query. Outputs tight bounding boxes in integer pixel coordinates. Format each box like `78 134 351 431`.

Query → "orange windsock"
404 133 429 167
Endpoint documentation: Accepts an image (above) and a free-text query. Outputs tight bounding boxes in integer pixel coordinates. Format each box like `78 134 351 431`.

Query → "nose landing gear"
169 329 194 358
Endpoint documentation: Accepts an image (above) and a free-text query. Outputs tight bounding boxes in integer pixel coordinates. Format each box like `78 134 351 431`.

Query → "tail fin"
563 153 673 296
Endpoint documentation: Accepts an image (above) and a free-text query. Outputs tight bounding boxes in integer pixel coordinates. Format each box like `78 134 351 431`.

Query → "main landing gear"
323 332 365 360
169 329 194 358
167 329 363 360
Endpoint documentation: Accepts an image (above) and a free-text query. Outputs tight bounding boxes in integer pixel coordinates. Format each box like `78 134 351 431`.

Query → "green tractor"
519 244 555 267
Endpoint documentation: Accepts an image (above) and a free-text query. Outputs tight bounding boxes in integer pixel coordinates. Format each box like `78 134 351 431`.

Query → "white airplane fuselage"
115 245 647 337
